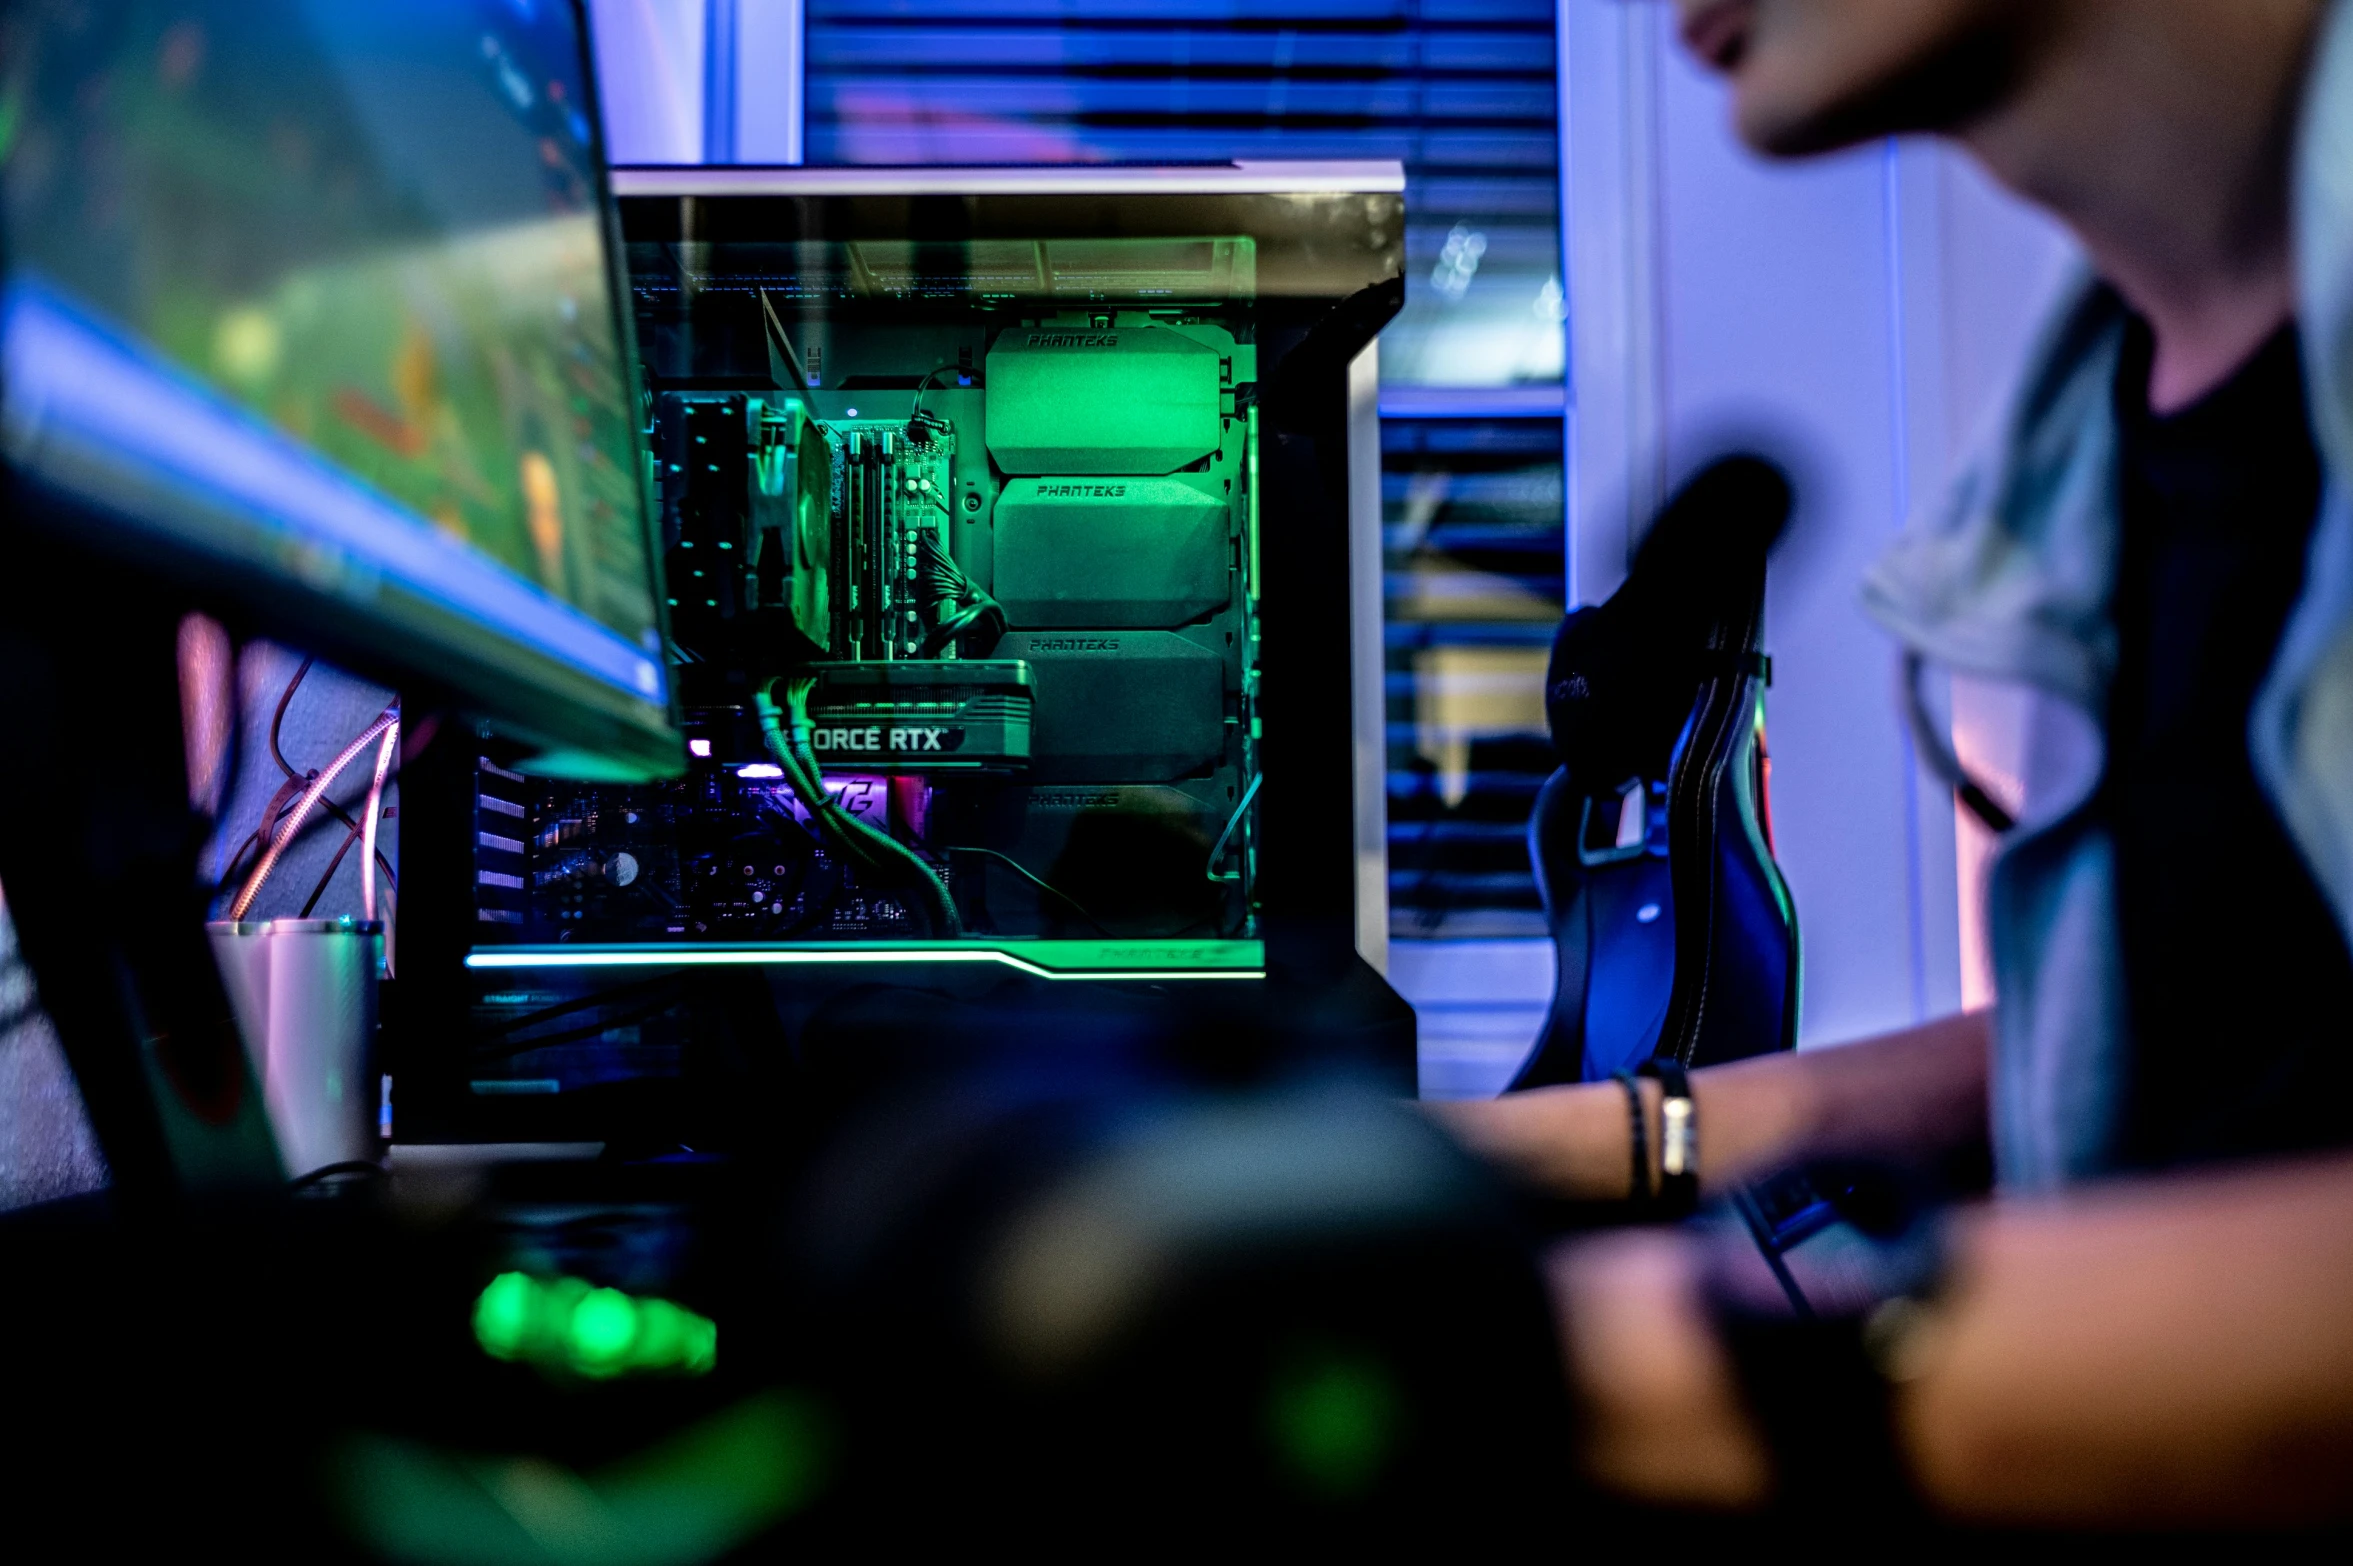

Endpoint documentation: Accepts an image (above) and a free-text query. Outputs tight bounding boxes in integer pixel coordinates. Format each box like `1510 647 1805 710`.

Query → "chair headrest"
1544 456 1791 785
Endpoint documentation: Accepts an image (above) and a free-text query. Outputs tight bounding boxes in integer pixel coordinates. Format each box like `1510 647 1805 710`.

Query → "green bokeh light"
570 1288 641 1371
471 1272 718 1381
470 1270 535 1361
1266 1348 1402 1500
336 1390 830 1566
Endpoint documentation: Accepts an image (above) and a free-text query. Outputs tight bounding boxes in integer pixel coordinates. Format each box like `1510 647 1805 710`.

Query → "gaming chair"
1508 457 1799 1089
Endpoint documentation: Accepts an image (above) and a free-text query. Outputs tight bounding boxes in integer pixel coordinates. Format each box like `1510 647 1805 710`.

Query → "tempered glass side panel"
460 189 1392 962
437 182 1406 1113
461 190 1365 974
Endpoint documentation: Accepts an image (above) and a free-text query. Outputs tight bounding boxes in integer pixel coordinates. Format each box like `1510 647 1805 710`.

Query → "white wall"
734 0 807 163
587 0 706 163
1565 4 2074 1047
587 0 803 164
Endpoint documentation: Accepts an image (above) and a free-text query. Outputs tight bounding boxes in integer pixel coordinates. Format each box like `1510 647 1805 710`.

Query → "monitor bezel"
0 0 683 785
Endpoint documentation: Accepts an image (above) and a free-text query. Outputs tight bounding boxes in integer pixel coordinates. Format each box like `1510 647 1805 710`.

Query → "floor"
0 896 107 1211
1390 937 1553 1101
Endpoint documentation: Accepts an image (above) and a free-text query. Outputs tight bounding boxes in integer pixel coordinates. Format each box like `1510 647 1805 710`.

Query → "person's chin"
1733 79 1906 158
1730 26 2021 157
1733 92 1843 158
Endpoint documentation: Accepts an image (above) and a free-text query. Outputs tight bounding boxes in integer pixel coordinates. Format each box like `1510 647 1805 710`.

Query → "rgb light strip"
467 940 1266 982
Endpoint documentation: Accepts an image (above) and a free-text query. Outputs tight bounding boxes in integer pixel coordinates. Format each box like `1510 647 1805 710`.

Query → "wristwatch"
1635 1058 1699 1216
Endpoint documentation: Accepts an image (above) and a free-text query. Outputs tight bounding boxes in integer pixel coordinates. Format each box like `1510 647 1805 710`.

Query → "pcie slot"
842 432 862 659
846 436 862 660
837 432 856 658
858 433 878 660
875 434 889 653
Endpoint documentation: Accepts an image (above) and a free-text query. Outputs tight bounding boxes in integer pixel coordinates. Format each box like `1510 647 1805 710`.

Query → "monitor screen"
0 0 678 779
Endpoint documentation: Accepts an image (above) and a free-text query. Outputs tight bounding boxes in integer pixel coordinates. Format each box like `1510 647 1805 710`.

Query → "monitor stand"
0 539 280 1207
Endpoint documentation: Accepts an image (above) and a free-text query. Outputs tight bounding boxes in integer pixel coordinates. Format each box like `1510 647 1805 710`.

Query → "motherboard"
471 259 1263 951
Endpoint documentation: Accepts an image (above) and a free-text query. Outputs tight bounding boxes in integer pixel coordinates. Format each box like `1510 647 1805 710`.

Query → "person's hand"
1549 1227 1773 1508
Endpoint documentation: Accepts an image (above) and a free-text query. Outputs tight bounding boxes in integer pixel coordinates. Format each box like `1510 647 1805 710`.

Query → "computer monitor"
0 0 678 780
0 0 675 1199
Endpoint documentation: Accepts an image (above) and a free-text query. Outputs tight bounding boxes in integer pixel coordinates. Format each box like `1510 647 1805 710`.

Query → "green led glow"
472 1272 718 1380
1267 1349 1401 1500
570 1288 641 1369
467 938 1265 982
471 1270 534 1360
336 1391 827 1566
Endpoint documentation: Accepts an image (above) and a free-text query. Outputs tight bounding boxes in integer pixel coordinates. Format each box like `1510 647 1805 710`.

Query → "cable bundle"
913 531 1005 658
754 676 961 938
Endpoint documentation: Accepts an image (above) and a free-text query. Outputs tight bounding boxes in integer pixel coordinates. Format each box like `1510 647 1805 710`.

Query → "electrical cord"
298 828 360 918
758 289 814 394
906 365 968 431
360 717 398 923
914 534 1006 657
256 796 399 916
472 991 693 1063
223 787 392 906
216 774 311 901
778 682 959 935
232 652 331 890
479 972 687 1040
269 655 314 780
756 676 961 937
292 718 399 924
256 655 397 898
288 1160 384 1191
769 364 990 661
918 602 1003 659
297 797 383 885
292 840 396 925
943 846 1111 936
1204 773 1262 884
229 708 398 920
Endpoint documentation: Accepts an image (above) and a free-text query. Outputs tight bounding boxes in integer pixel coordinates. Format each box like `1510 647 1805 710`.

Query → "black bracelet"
1634 1058 1698 1217
1611 1070 1648 1205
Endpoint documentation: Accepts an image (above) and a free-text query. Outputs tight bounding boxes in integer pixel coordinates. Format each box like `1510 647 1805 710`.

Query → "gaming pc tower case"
395 165 1409 1140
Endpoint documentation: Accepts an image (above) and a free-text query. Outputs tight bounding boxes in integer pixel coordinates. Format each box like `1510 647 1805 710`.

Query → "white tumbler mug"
206 918 382 1178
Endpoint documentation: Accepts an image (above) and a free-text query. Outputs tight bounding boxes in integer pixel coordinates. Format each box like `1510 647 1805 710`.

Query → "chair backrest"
1509 457 1799 1089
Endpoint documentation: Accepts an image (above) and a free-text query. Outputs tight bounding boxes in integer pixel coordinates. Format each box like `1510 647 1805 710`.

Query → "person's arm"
1429 1008 1991 1203
1554 1152 2353 1527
